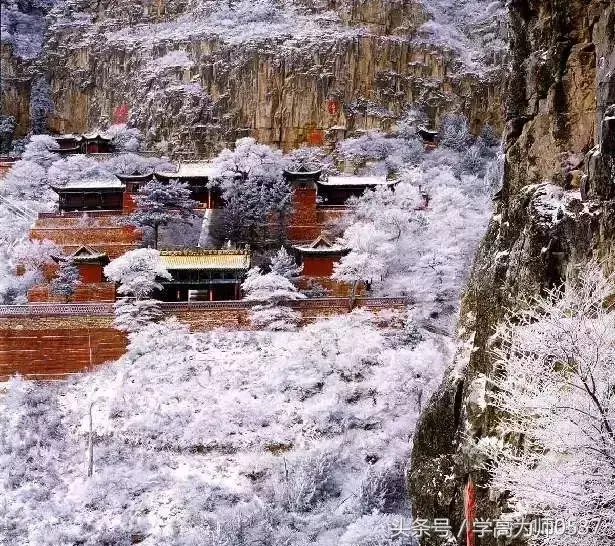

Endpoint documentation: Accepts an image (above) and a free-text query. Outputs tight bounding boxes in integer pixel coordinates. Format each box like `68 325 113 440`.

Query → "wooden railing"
0 297 408 317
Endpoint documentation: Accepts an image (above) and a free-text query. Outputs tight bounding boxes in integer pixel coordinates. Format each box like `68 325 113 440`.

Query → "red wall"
303 255 338 276
287 186 321 242
78 263 104 283
28 282 116 302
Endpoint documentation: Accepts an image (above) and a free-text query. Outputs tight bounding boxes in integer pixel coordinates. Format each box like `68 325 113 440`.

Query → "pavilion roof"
50 176 124 191
318 175 395 187
293 233 348 254
160 249 251 270
54 245 109 264
55 133 83 141
156 161 220 179
83 131 112 141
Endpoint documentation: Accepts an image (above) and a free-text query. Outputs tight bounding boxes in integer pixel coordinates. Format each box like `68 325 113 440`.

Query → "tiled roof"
319 175 395 186
293 233 347 253
160 250 250 270
156 161 220 179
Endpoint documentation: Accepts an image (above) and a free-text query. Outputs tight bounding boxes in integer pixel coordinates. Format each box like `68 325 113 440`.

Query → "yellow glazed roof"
160 250 250 270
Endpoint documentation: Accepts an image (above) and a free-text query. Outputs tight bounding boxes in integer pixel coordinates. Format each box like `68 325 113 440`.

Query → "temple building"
283 169 397 243
157 249 251 301
55 245 110 283
28 245 116 303
116 171 155 212
293 233 348 277
283 168 323 242
51 177 125 212
155 162 223 207
54 132 113 155
316 175 396 206
292 233 349 296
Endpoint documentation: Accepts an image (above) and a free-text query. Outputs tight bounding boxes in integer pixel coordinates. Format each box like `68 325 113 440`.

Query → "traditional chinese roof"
50 176 125 191
156 161 220 179
293 233 348 254
83 131 112 141
115 171 154 182
55 133 83 141
159 249 251 270
54 245 109 264
318 175 395 186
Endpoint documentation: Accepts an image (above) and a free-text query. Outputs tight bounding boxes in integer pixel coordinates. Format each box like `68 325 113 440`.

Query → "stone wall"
30 214 142 258
0 297 406 378
28 282 116 303
0 315 126 380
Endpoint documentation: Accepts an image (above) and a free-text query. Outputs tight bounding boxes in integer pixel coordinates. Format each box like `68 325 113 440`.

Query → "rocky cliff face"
2 0 507 155
409 1 615 543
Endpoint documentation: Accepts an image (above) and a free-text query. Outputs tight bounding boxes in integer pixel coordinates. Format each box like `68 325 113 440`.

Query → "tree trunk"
87 401 94 477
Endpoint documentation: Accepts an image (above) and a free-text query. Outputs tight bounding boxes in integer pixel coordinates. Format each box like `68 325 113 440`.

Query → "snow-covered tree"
29 78 54 134
104 248 172 332
103 152 173 176
438 114 472 152
47 154 114 187
128 179 198 248
337 130 423 175
479 262 615 545
104 248 171 299
113 298 166 333
269 247 302 279
21 134 59 168
12 238 60 274
212 137 290 245
285 146 336 175
242 266 305 330
396 107 428 140
49 258 80 301
214 137 286 181
0 115 16 153
1 159 49 201
333 222 395 299
105 124 142 152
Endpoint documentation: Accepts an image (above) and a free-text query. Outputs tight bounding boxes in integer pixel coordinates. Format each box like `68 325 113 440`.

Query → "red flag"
465 477 476 546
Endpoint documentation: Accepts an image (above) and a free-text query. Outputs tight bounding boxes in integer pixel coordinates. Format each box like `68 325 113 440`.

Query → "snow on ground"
1 311 446 545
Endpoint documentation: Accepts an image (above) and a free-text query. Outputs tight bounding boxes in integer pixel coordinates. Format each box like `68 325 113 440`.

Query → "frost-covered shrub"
460 143 485 176
484 152 504 195
339 513 416 546
439 114 472 152
338 131 423 174
0 115 16 153
106 124 142 152
273 452 340 513
48 155 114 187
480 124 501 148
357 463 407 515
